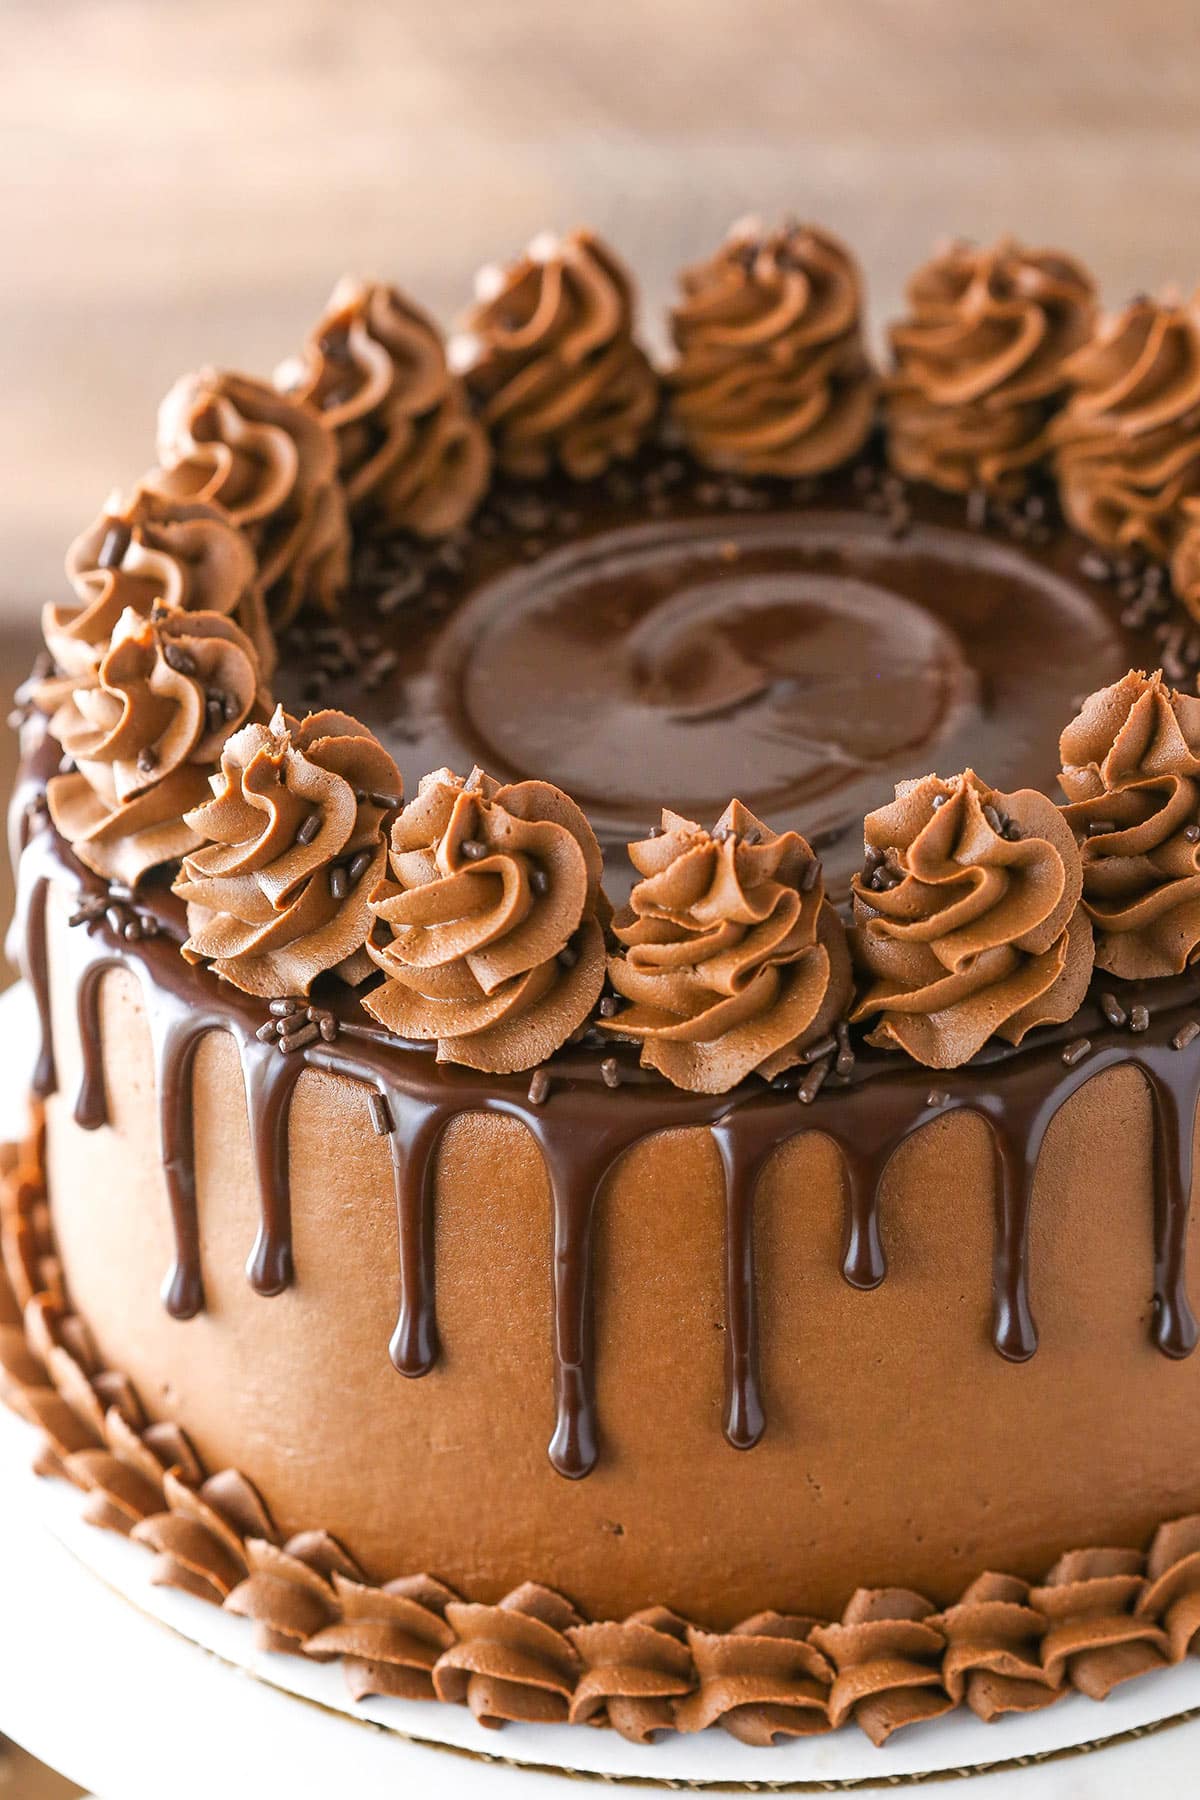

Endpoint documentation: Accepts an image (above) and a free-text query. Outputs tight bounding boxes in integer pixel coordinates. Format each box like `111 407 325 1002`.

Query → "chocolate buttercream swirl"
50 481 274 684
1058 671 1200 979
850 771 1093 1069
1170 502 1200 624
675 1613 832 1744
568 1606 695 1742
810 1589 952 1746
1031 1548 1170 1700
598 801 852 1095
175 706 402 998
133 1468 274 1606
154 369 350 626
1139 1515 1200 1663
456 229 658 480
225 1533 362 1658
887 237 1097 496
937 1573 1060 1721
278 276 491 537
669 218 876 477
1052 290 1200 558
364 766 607 1073
45 608 264 888
306 1573 459 1703
433 1582 583 1727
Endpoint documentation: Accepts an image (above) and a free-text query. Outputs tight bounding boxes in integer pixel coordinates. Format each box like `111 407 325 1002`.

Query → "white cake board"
2 981 1200 1796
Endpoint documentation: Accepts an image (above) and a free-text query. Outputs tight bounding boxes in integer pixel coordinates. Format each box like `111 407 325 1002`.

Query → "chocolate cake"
8 221 1200 1748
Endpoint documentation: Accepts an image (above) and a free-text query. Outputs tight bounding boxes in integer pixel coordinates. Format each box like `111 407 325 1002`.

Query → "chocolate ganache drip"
175 706 402 997
598 801 852 1094
364 766 608 1072
669 218 877 478
278 275 491 538
851 771 1094 1069
1052 289 1200 560
1060 670 1200 979
887 237 1097 497
153 368 351 626
455 230 659 481
45 607 265 888
51 480 274 683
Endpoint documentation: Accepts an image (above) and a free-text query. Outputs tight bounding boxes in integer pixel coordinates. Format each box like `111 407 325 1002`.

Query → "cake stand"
1 981 1199 1797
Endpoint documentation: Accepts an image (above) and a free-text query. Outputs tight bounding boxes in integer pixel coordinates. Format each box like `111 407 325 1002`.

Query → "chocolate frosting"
937 1573 1061 1721
1170 502 1200 623
154 369 350 625
175 706 402 998
45 608 264 888
887 238 1097 496
811 1589 953 1746
669 218 876 477
364 766 607 1072
851 771 1094 1068
52 481 274 682
1059 671 1200 979
567 1606 694 1742
675 1612 832 1743
7 1152 1200 1750
304 1573 458 1702
456 230 658 480
278 276 491 538
432 1582 584 1727
1052 290 1200 558
599 801 852 1093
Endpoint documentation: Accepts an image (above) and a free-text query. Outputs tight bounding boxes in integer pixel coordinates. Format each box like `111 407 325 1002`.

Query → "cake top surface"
20 223 1200 1090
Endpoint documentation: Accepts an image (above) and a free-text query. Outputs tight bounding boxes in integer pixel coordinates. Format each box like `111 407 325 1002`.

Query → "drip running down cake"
10 222 1200 1750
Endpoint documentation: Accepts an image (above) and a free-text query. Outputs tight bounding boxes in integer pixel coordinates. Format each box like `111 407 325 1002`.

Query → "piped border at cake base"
5 1118 1200 1758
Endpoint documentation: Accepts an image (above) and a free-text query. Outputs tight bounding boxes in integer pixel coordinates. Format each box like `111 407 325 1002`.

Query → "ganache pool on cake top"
9 219 1200 1752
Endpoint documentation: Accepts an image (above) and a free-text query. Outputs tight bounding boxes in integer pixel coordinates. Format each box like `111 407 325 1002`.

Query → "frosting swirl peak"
669 218 876 477
1052 289 1200 558
278 276 491 538
175 707 402 997
154 369 350 626
50 481 273 683
364 766 607 1072
851 771 1093 1068
456 230 658 480
45 607 264 888
1059 670 1200 979
598 801 852 1094
887 237 1097 496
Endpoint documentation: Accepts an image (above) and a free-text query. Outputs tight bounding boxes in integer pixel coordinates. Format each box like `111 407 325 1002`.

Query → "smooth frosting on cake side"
11 221 1200 1748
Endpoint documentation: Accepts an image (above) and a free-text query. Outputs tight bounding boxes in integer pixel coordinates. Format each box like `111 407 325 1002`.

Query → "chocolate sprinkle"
1131 1004 1151 1033
1061 1037 1091 1068
368 1091 394 1135
1173 1021 1200 1052
797 1056 833 1104
527 1067 551 1106
97 522 132 570
600 1057 621 1090
1101 992 1129 1029
295 811 322 847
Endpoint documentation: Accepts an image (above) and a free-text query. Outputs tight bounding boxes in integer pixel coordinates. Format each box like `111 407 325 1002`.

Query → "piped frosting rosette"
45 608 265 887
364 766 607 1072
669 218 876 477
47 481 274 685
1052 290 1200 559
154 369 350 625
278 276 491 537
1059 670 1200 978
455 229 658 480
597 801 852 1094
175 706 403 997
850 771 1093 1069
887 237 1097 496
